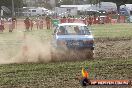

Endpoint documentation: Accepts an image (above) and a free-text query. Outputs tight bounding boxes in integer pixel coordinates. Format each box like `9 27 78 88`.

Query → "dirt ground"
94 37 132 59
2 19 132 61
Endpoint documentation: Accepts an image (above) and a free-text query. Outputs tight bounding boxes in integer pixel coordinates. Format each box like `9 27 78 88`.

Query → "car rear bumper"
54 45 94 51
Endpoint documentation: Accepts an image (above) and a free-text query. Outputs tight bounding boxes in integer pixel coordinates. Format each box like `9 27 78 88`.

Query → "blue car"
51 23 94 60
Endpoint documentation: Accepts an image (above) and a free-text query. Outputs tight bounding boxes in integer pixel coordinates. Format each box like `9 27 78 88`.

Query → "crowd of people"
0 14 124 33
59 15 112 25
0 15 52 32
24 15 52 31
0 17 18 32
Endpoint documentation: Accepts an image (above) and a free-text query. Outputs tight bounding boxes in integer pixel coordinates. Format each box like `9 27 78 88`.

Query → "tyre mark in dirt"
94 37 132 58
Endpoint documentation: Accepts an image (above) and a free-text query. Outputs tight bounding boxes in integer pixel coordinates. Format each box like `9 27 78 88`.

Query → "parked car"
50 23 94 60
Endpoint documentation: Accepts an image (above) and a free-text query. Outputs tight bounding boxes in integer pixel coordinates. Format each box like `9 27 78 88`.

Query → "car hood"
56 35 94 40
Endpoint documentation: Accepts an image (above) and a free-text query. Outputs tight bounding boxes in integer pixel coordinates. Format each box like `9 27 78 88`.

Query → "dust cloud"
0 30 96 64
0 32 52 64
0 31 91 65
2 31 131 64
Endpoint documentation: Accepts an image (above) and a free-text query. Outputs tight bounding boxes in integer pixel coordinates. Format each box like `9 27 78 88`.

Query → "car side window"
57 26 67 35
80 26 91 35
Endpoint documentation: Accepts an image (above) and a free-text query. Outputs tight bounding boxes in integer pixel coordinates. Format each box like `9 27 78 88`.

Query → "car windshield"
57 25 91 35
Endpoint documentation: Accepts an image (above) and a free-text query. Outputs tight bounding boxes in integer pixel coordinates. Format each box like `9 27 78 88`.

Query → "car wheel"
85 50 94 59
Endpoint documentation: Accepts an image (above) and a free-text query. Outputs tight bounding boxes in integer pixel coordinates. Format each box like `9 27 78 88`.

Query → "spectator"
24 17 30 31
0 17 4 32
57 26 66 35
12 17 17 30
8 17 13 32
39 18 44 29
30 19 34 30
36 17 40 29
74 26 81 35
45 15 51 29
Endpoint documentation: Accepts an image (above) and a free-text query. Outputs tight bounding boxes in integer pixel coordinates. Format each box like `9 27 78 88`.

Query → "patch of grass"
91 23 132 38
1 23 132 41
0 58 132 88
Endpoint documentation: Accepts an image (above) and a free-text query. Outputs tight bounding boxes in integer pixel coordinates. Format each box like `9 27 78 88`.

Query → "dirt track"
94 37 132 59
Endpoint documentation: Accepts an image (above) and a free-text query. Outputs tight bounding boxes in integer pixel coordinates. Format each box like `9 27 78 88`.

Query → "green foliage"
101 0 132 5
0 0 23 9
57 0 86 5
86 0 100 5
57 0 73 5
101 0 132 13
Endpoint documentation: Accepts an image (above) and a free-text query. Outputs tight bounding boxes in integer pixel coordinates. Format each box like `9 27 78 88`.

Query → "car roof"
58 23 87 26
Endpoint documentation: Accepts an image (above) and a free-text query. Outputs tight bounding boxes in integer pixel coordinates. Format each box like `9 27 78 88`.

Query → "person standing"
97 16 100 24
8 17 17 32
60 16 67 23
88 16 92 25
24 17 30 31
12 17 17 30
0 17 4 32
45 15 51 29
36 17 40 30
39 18 44 29
30 19 34 30
8 17 13 32
93 16 96 24
60 17 64 23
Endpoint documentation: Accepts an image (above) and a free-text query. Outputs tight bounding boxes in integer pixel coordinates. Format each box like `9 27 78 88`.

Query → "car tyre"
85 50 94 59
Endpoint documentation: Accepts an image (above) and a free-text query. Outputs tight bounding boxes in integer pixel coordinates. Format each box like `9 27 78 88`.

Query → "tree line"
0 0 132 15
56 0 132 13
0 0 23 9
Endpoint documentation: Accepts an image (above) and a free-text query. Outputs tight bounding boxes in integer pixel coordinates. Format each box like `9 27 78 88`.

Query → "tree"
0 0 23 16
88 0 100 5
100 0 132 14
60 0 73 5
34 0 52 9
56 0 86 5
0 0 23 10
